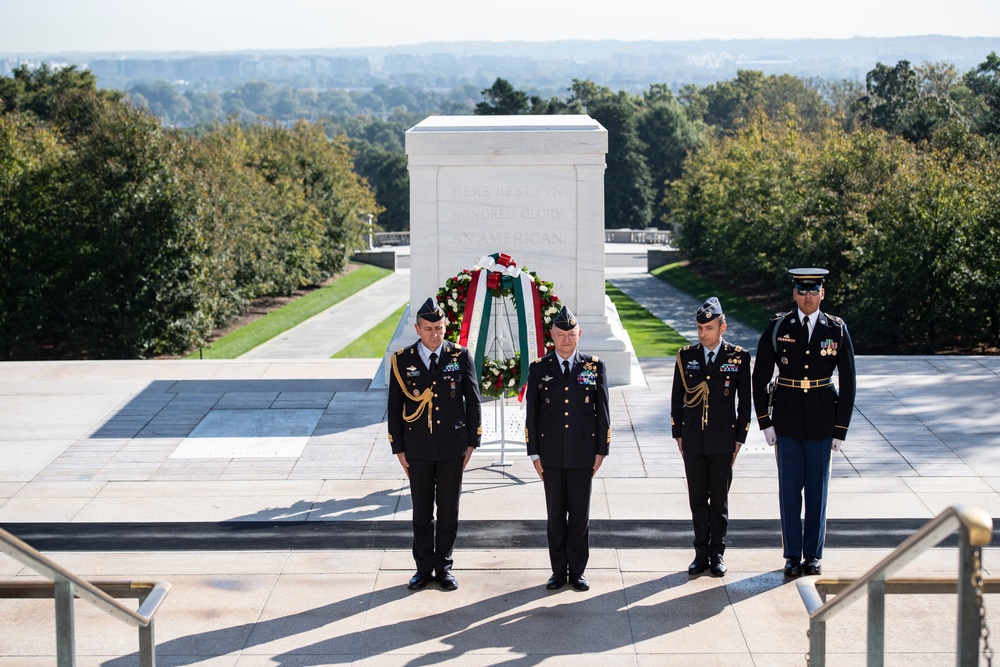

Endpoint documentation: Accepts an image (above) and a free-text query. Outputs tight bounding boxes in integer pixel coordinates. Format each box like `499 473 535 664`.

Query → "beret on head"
416 297 445 322
552 305 578 331
696 296 723 324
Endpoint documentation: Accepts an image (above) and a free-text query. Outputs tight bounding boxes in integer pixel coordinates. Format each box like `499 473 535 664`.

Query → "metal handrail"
0 526 170 666
797 504 993 666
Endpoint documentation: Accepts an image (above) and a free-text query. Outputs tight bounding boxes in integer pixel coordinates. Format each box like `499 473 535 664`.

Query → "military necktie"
707 350 715 371
563 359 570 381
802 315 810 343
429 352 438 376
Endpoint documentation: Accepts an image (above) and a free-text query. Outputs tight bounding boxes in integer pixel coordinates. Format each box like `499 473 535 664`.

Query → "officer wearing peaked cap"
525 305 611 592
751 268 856 578
388 297 482 591
671 297 751 577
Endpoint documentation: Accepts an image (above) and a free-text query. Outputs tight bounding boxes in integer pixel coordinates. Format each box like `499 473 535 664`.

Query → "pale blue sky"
3 0 999 53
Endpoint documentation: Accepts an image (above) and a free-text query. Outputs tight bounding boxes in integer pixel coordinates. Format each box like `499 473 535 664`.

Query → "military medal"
781 356 789 365
412 389 420 397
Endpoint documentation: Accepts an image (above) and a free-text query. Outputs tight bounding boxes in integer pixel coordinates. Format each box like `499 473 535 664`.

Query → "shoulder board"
592 355 600 362
733 345 743 353
771 311 792 322
395 348 404 355
826 314 844 326
680 344 691 351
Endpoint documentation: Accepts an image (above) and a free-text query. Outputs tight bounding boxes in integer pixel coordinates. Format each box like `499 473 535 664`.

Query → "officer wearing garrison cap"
752 269 856 578
388 297 482 591
525 305 611 592
671 297 751 577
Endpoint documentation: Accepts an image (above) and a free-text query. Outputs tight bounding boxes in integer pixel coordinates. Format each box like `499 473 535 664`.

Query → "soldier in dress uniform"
671 297 751 577
387 297 482 591
751 268 856 577
525 305 611 592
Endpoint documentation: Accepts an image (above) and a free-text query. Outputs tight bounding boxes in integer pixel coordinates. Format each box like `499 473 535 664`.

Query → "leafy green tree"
127 81 192 125
475 78 530 115
701 70 831 134
0 64 121 120
584 90 654 228
351 140 408 231
854 60 958 143
0 112 65 358
637 85 705 223
964 52 1000 137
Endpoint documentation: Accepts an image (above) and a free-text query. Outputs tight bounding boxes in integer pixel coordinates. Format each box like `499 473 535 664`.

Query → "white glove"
763 426 777 447
832 438 844 452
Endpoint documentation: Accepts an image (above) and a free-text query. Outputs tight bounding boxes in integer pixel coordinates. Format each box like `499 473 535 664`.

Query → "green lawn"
650 262 773 331
333 303 407 358
188 264 392 359
606 282 689 357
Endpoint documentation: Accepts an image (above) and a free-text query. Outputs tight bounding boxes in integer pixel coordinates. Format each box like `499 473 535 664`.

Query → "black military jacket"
751 310 856 441
670 340 751 455
525 351 611 469
387 340 482 460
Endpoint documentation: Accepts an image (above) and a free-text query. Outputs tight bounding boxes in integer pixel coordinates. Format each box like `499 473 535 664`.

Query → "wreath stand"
480 295 524 467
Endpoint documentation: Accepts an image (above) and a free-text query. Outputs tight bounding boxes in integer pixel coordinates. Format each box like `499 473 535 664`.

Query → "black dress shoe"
802 558 822 576
688 558 709 575
546 573 566 590
783 558 802 577
437 572 458 590
408 571 432 590
570 574 589 591
710 555 727 577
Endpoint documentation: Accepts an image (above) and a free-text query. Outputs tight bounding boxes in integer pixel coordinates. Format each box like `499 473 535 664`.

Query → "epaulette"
395 348 404 355
827 314 845 327
733 345 744 352
771 310 791 321
592 355 600 362
680 344 691 351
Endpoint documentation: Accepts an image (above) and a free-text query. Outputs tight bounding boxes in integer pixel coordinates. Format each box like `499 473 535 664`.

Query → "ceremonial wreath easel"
437 253 560 467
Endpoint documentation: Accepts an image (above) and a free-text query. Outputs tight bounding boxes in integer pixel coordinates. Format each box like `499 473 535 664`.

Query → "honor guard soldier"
671 297 751 577
525 305 611 592
388 297 482 591
752 268 856 577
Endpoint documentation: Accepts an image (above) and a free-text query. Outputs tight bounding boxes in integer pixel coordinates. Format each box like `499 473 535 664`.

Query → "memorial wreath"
436 253 561 399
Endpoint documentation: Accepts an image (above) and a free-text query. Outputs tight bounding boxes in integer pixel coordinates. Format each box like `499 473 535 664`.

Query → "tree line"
3 53 999 358
0 65 378 360
666 56 1000 353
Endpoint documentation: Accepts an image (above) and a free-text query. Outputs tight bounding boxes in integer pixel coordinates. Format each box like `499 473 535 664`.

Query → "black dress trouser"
542 466 593 576
407 455 465 575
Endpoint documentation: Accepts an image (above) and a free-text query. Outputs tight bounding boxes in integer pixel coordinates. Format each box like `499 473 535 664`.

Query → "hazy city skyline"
3 0 999 54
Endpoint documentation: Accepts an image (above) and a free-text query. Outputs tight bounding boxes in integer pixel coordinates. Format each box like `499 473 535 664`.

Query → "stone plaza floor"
1 354 999 665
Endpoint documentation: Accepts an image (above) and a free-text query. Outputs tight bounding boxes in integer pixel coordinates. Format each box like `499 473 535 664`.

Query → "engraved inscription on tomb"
440 169 576 248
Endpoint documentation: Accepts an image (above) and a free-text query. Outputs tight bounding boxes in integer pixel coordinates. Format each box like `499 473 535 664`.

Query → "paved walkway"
241 270 411 359
1 248 999 665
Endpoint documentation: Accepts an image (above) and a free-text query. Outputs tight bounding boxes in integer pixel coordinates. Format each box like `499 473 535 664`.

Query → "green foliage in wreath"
436 268 561 398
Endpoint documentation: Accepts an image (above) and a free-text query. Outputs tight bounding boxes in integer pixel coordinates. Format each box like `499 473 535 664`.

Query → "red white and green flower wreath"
436 253 561 399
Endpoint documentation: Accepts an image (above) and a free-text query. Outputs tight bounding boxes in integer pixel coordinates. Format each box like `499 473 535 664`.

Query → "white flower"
546 306 558 315
451 290 458 299
448 299 457 309
508 378 515 387
538 285 548 292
